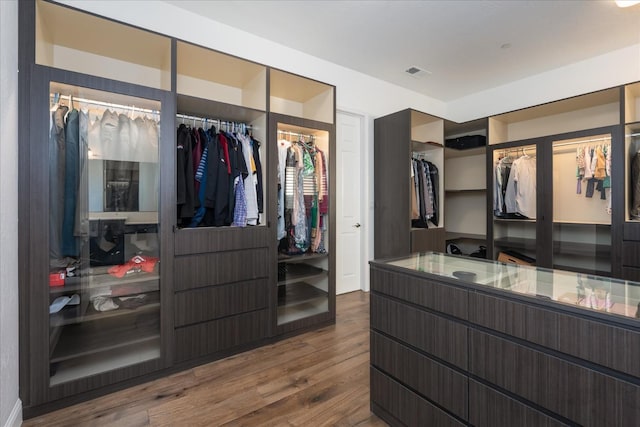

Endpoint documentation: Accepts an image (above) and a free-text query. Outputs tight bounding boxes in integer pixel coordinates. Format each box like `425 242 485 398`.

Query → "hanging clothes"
631 151 640 219
410 157 439 228
494 151 535 219
177 119 263 229
279 137 328 255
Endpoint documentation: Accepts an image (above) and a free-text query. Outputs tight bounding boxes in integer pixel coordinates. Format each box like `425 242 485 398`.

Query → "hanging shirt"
277 140 291 239
239 133 259 226
508 155 536 219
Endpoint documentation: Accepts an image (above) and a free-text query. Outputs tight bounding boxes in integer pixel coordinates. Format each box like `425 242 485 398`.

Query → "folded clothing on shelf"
49 293 80 314
108 255 159 278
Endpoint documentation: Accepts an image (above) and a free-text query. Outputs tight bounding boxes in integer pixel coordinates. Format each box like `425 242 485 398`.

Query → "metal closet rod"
50 93 159 115
175 113 253 130
553 136 611 148
278 129 314 139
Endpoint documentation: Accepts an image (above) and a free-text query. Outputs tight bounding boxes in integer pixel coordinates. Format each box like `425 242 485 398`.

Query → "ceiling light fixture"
615 0 640 7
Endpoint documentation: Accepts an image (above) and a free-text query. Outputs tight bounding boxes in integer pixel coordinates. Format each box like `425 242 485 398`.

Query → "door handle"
354 223 361 228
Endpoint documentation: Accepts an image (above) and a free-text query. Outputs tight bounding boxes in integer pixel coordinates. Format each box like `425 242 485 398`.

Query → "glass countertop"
378 252 640 321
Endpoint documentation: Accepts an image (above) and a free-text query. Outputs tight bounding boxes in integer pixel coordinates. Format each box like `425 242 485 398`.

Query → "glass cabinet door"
48 82 161 385
627 126 640 223
492 143 538 264
551 134 612 276
276 123 330 325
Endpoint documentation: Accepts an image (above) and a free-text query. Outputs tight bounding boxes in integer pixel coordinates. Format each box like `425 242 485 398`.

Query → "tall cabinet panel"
623 82 640 281
173 41 270 362
374 109 445 259
269 69 336 335
487 88 622 277
20 0 174 409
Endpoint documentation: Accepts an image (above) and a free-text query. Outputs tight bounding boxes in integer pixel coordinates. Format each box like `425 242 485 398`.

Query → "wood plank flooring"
24 291 387 427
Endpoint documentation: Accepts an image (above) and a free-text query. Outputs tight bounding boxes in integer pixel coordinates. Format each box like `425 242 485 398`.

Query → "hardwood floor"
24 291 387 427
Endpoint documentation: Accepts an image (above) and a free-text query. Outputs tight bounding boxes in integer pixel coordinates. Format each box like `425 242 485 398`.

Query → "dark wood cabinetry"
370 253 640 427
18 0 335 416
374 109 446 259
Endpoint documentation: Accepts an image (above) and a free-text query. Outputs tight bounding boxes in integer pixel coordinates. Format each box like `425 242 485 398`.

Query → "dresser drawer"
174 309 269 362
371 266 468 319
371 294 467 369
371 368 465 427
174 248 269 291
174 279 269 327
371 331 468 420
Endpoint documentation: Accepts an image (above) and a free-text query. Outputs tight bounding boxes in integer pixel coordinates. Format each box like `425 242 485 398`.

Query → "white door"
336 111 363 294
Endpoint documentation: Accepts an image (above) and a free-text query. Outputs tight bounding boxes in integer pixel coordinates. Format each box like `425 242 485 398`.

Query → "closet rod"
278 130 314 139
553 136 611 148
49 93 159 115
176 113 252 129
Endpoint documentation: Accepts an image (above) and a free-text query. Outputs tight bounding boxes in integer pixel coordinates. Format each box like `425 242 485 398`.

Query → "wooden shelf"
553 241 611 257
177 94 266 122
444 146 486 158
278 252 328 264
49 338 160 386
278 282 327 308
494 217 536 223
50 294 160 327
270 69 334 123
36 0 171 90
445 188 486 193
446 232 486 241
50 319 159 363
277 282 329 325
278 263 327 286
493 237 537 251
176 41 266 110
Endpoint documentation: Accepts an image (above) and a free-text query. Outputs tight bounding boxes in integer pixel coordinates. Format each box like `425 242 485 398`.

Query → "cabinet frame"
18 0 337 416
18 63 176 409
268 112 336 336
486 124 623 277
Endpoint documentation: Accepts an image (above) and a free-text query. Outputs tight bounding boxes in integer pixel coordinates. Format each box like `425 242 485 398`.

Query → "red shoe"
108 255 159 278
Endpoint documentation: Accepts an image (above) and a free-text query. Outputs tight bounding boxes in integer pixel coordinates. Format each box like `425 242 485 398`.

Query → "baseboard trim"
4 399 22 427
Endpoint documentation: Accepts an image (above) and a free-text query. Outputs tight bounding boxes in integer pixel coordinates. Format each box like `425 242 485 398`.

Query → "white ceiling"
167 0 640 102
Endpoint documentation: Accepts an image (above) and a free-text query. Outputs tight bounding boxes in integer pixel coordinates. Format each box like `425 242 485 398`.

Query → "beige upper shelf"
489 88 620 144
36 0 171 90
177 41 266 111
270 69 334 123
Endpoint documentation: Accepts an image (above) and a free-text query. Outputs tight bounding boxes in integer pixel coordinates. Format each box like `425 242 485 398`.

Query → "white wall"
0 1 22 426
447 44 640 122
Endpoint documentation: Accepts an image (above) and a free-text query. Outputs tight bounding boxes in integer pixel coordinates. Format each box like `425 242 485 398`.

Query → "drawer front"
174 279 269 327
174 226 270 255
469 380 568 427
174 309 269 362
371 294 467 369
371 267 468 319
524 305 640 378
174 248 269 291
469 292 527 339
469 330 640 427
622 241 640 267
371 368 465 427
371 331 468 420
622 266 640 282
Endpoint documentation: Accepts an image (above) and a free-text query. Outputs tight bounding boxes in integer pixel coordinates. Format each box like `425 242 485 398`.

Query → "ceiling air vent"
405 66 431 78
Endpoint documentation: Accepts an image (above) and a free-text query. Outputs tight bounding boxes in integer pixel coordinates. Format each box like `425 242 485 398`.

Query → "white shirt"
510 155 536 219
